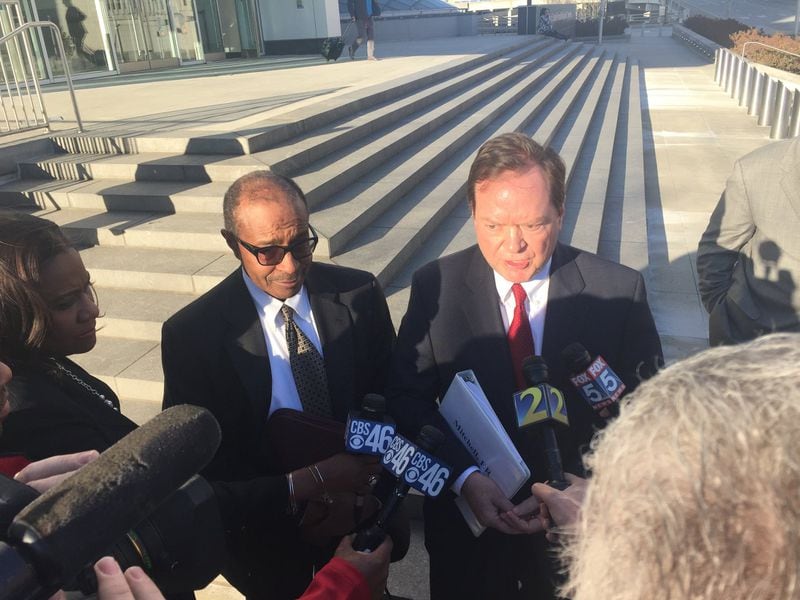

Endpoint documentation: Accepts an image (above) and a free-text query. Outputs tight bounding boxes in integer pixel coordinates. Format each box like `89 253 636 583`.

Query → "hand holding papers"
439 370 531 536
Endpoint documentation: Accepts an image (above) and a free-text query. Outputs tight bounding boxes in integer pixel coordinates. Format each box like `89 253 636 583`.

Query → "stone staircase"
0 36 648 424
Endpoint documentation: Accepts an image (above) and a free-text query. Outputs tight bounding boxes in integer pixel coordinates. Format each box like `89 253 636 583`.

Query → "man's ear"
221 229 241 259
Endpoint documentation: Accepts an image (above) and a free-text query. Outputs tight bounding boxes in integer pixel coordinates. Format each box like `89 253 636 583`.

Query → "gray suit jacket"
697 136 800 345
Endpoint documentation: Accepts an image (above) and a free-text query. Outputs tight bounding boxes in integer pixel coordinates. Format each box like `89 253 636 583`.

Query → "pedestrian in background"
348 0 381 61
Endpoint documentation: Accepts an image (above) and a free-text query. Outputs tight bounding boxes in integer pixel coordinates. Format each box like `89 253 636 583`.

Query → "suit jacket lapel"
222 270 272 422
462 247 518 428
306 265 354 422
542 244 588 367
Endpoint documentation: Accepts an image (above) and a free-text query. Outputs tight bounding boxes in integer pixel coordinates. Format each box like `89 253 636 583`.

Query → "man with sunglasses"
160 171 396 599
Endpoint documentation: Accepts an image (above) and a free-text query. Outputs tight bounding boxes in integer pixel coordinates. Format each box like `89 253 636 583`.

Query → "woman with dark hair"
0 211 136 460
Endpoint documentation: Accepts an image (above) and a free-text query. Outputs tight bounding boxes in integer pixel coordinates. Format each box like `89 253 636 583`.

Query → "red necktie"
508 283 535 389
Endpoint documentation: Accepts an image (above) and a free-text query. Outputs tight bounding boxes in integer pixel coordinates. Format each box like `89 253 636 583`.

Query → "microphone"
513 356 569 490
344 393 396 456
353 425 449 552
345 393 396 522
0 405 221 600
561 342 626 418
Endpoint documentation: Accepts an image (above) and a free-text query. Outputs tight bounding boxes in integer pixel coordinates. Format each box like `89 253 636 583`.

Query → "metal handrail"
741 41 800 63
0 20 83 133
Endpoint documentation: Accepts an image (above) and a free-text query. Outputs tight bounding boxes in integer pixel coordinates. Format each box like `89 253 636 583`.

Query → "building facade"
0 0 454 80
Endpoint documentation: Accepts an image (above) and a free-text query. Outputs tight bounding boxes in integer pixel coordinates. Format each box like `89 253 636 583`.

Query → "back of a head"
564 333 800 600
0 211 71 364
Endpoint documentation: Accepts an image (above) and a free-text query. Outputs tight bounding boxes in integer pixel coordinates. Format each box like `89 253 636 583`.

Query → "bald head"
222 171 308 236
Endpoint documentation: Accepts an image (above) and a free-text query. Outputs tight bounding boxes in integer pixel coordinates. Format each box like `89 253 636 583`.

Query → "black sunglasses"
232 226 319 266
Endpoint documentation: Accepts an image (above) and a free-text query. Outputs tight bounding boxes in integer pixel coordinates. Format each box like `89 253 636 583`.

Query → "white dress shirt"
242 268 324 418
453 258 552 495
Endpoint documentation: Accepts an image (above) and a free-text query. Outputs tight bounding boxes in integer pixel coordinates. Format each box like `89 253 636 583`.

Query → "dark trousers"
424 497 561 600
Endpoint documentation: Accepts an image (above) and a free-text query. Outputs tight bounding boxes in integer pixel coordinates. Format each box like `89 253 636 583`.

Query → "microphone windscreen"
417 425 445 454
361 393 386 413
521 355 549 386
561 342 592 374
8 405 221 581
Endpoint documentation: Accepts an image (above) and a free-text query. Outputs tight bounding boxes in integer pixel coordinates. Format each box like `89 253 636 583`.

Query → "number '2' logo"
515 385 569 427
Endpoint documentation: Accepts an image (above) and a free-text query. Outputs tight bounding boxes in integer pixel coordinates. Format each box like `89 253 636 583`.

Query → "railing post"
758 78 777 126
748 71 766 116
725 53 739 95
731 55 746 99
725 51 737 92
789 89 800 139
51 25 84 132
714 48 721 83
770 82 791 139
720 50 730 89
739 63 755 106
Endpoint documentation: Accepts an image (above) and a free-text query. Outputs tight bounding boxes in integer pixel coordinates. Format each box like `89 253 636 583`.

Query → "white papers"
439 370 531 536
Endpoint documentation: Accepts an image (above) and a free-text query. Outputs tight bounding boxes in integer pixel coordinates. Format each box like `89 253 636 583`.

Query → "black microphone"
561 342 626 418
513 356 569 490
345 394 396 523
344 393 396 456
353 425 447 552
0 404 221 600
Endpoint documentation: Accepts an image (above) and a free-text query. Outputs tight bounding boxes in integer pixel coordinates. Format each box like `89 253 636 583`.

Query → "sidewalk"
606 28 771 362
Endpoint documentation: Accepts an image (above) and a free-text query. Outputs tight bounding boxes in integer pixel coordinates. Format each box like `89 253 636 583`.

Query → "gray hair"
563 333 800 600
222 171 308 234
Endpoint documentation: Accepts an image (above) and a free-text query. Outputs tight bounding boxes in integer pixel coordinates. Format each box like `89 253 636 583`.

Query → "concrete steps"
313 43 585 266
79 245 238 294
0 179 231 213
599 60 648 271
560 56 626 253
18 152 267 183
291 43 572 210
0 37 653 422
336 46 592 285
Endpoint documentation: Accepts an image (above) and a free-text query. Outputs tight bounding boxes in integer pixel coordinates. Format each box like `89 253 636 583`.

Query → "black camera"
0 473 225 597
0 405 225 600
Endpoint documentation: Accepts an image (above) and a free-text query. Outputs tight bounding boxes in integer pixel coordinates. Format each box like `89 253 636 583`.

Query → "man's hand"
461 472 526 535
94 556 165 600
531 473 587 541
316 452 382 495
335 534 392 600
499 494 544 535
14 450 99 493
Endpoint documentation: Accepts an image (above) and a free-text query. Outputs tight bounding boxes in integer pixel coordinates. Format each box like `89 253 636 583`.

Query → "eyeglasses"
232 227 319 266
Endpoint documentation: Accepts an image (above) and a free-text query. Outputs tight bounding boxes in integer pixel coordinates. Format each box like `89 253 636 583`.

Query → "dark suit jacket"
386 243 662 598
1 357 136 460
161 262 395 598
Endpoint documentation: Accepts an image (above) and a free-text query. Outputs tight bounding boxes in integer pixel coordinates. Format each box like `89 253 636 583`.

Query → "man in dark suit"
386 133 663 599
161 171 395 599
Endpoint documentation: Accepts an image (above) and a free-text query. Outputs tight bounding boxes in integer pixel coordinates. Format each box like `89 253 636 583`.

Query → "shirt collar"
493 257 553 302
241 267 313 326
